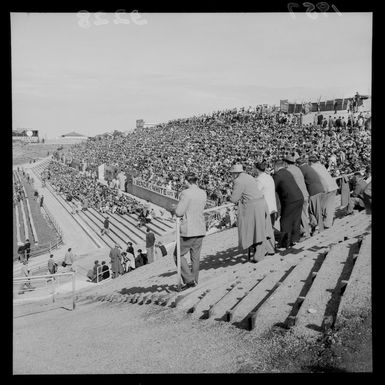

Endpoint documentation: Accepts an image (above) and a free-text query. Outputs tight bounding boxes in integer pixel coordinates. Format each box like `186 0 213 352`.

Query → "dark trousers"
279 199 304 247
270 212 277 227
173 236 204 284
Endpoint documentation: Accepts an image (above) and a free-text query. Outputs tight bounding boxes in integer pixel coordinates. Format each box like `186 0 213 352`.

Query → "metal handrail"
13 271 76 309
96 265 111 283
42 202 63 237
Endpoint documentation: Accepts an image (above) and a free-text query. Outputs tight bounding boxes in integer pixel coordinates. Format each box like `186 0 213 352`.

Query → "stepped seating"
82 209 371 338
335 233 371 323
293 238 359 336
31 158 372 337
31 160 172 251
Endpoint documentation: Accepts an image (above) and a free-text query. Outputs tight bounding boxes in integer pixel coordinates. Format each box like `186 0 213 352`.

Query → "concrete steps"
79 209 371 339
28 161 371 338
32 160 172 250
250 251 325 333
335 234 371 324
294 239 357 337
109 213 144 245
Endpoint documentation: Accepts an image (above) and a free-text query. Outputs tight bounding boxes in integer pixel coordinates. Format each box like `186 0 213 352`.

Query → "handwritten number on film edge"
113 10 131 24
94 12 109 26
303 2 319 19
288 3 300 19
316 2 330 16
77 11 91 29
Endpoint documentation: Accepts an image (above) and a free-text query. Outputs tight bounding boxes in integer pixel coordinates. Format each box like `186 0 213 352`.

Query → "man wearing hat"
172 172 207 289
296 157 325 234
273 160 304 249
230 164 275 262
309 155 338 229
284 154 310 238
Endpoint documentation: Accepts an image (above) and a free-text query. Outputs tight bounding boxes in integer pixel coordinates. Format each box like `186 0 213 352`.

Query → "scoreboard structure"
12 129 39 143
136 119 144 129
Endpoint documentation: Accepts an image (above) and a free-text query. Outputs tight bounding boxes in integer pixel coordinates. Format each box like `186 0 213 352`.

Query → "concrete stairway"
80 209 371 338
31 160 174 251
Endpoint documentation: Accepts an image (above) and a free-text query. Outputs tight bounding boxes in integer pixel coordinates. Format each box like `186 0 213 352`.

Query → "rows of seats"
32 160 174 251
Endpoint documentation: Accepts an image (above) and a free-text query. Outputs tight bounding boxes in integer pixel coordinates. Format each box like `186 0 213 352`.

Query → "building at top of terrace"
280 93 371 115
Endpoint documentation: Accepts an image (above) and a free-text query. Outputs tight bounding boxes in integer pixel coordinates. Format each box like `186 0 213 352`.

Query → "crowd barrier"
132 178 179 200
13 271 76 310
127 181 179 211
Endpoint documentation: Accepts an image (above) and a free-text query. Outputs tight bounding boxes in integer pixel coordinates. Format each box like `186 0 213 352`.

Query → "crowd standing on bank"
62 107 371 203
20 105 371 290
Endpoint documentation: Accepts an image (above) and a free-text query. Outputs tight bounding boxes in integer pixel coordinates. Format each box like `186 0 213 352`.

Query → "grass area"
237 309 372 373
22 179 59 249
13 173 59 260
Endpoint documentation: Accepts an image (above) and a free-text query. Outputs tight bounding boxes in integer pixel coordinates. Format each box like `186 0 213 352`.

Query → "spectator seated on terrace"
121 251 135 273
346 172 368 215
87 260 101 282
45 161 148 220
135 249 148 268
100 261 110 280
60 105 370 204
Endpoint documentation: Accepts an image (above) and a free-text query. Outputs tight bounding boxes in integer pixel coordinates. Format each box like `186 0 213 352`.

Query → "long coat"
109 247 124 276
230 172 275 250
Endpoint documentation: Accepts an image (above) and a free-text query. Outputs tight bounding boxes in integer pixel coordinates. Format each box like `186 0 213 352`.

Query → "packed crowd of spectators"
45 161 152 218
62 105 371 204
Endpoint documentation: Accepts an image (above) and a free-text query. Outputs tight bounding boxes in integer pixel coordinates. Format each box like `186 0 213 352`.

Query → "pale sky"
11 12 372 138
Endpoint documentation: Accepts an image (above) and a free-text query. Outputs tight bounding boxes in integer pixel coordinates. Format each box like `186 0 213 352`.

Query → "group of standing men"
155 162 347 290
229 153 346 262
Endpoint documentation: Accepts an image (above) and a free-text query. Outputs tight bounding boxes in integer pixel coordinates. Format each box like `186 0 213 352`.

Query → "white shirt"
255 172 277 214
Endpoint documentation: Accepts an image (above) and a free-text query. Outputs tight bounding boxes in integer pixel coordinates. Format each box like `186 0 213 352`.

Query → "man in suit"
273 160 304 249
296 157 325 234
309 155 338 229
284 155 310 238
172 172 207 289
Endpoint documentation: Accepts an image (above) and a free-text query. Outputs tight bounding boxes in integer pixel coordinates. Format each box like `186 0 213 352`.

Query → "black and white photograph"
12 9 372 374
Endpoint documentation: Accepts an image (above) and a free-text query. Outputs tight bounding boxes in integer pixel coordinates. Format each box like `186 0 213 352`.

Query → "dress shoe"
181 281 196 290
